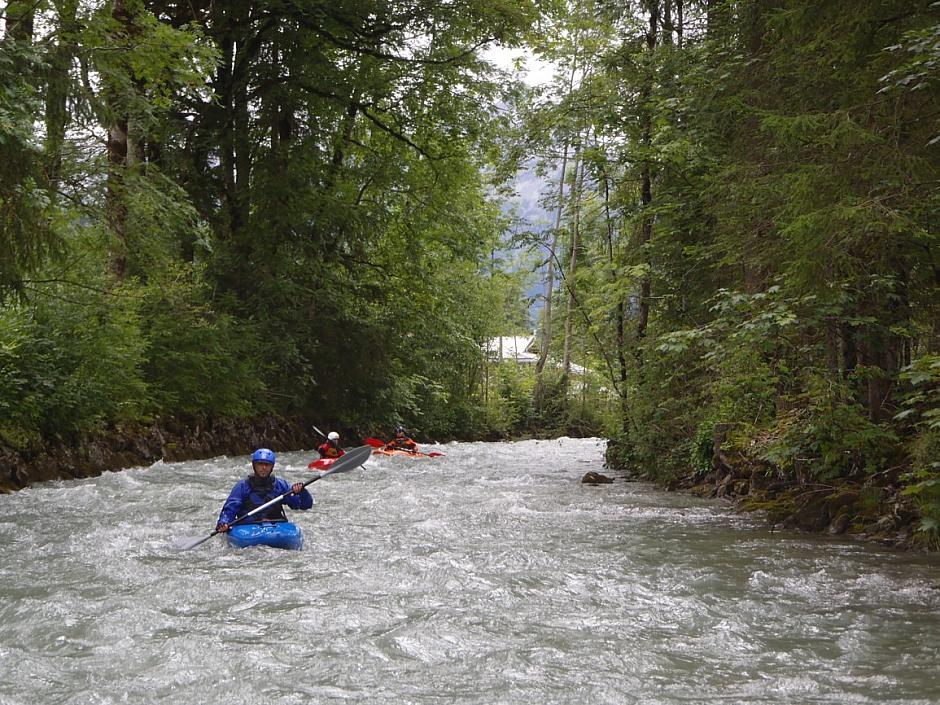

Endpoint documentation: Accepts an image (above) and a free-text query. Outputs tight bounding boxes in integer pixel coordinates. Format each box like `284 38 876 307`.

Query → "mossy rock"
825 489 861 515
738 489 800 522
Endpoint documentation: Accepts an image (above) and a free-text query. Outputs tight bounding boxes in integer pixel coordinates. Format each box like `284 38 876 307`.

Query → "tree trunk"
534 139 567 403
562 138 586 399
107 116 129 279
676 0 684 48
215 4 238 241
233 52 251 240
45 0 79 188
663 0 673 45
601 162 628 398
535 42 580 410
635 5 658 346
105 0 135 280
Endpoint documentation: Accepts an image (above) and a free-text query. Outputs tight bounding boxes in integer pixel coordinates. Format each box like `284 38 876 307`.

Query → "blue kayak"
227 521 304 550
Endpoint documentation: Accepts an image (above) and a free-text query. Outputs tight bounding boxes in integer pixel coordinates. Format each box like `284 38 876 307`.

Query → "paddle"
178 444 372 551
307 424 333 468
365 436 444 457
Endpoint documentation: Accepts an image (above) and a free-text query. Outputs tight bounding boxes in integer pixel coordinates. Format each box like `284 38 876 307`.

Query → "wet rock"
872 514 899 532
715 472 734 498
828 512 852 535
781 496 830 532
582 471 613 485
825 490 860 517
893 525 915 548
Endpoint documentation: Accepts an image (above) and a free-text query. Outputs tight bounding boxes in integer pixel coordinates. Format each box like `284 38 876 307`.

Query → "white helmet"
327 431 339 441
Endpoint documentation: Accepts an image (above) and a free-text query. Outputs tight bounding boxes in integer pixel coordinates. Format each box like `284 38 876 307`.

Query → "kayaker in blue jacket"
215 448 313 533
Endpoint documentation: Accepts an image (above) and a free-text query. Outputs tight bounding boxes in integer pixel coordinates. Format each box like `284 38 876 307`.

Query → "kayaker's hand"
291 482 304 495
216 523 230 533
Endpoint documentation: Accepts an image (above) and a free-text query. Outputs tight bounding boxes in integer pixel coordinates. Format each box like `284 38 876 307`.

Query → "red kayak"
307 457 338 470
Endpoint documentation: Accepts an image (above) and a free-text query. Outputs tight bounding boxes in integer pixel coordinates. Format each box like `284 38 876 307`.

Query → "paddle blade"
428 452 444 457
177 531 218 551
364 437 385 448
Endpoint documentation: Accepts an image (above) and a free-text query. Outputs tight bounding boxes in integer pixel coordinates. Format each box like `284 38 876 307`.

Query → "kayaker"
384 426 418 453
317 431 345 459
215 448 312 533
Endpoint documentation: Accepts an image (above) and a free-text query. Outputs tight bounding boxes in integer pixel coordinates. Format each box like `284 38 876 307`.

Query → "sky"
482 45 557 89
482 44 559 228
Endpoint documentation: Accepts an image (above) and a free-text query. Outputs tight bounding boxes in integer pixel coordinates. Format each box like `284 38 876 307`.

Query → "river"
0 437 938 704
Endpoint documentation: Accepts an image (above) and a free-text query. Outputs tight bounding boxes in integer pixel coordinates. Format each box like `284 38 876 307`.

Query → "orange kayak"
371 448 444 458
364 438 444 458
372 448 427 458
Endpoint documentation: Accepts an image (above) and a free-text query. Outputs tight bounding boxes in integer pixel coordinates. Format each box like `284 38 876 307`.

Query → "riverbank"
0 415 325 493
605 431 927 551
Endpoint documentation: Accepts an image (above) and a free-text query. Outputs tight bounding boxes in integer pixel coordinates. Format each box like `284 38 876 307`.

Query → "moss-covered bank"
605 428 928 551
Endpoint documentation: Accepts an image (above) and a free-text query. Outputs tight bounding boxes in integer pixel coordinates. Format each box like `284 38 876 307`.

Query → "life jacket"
386 436 416 451
317 442 343 458
238 475 287 523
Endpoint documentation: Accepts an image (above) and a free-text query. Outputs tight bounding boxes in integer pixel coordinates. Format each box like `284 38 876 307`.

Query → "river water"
1 437 938 704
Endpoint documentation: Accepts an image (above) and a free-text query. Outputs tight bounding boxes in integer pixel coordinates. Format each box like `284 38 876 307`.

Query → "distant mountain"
496 161 564 323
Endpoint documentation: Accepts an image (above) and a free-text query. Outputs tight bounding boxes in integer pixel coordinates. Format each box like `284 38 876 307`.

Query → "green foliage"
901 426 940 548
762 377 898 482
0 40 61 296
495 362 536 434
880 18 940 145
897 354 940 431
83 2 217 131
0 277 147 444
690 423 715 477
123 170 214 279
523 0 939 498
2 0 936 518
0 0 559 452
898 354 940 543
139 264 262 419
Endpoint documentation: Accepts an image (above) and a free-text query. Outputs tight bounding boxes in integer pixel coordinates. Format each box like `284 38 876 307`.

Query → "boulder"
828 512 852 535
582 471 613 485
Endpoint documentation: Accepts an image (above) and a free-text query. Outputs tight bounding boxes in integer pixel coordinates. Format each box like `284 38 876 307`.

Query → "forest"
1 1 938 544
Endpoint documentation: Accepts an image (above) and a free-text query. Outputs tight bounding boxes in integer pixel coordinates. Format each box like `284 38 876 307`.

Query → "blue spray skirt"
227 521 304 550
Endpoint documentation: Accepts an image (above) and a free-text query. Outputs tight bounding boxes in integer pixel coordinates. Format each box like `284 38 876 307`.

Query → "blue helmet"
251 448 276 465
